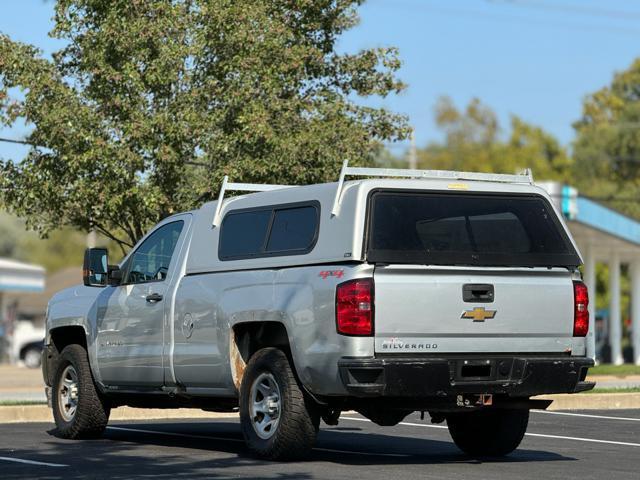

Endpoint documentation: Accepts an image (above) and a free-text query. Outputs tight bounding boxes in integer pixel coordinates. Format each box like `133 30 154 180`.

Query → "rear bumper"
338 355 595 398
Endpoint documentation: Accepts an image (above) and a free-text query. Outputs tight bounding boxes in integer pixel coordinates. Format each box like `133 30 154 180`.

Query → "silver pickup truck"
42 163 594 460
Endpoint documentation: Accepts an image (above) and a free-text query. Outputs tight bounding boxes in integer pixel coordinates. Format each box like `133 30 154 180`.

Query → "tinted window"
415 212 531 254
266 207 317 252
123 221 184 284
219 203 319 260
219 210 272 259
368 192 579 267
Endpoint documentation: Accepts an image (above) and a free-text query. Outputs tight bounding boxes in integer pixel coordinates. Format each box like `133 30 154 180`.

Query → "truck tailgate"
373 265 575 354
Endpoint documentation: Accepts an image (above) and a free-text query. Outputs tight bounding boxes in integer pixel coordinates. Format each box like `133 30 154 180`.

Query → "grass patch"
589 364 640 376
587 387 640 394
0 400 47 406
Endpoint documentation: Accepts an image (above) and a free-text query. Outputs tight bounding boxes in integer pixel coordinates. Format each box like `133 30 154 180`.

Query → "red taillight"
336 278 374 336
573 281 589 337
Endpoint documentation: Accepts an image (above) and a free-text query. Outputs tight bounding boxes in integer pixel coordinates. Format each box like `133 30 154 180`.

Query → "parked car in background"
12 320 45 368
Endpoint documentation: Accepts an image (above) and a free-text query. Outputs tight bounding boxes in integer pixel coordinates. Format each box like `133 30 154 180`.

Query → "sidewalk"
588 375 640 389
0 365 46 402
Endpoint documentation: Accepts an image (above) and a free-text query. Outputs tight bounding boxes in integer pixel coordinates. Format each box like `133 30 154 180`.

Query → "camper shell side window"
218 201 320 261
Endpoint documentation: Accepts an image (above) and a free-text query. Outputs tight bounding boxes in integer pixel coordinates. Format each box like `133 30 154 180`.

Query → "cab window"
123 221 184 284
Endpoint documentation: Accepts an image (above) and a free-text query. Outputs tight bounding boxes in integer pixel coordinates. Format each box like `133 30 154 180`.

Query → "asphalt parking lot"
1 409 639 479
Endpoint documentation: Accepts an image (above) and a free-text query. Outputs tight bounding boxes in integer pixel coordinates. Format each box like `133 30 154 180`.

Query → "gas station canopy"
539 182 640 365
0 258 45 293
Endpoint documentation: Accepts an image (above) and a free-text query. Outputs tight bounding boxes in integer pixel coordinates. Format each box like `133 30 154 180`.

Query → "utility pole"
87 230 96 248
408 128 417 170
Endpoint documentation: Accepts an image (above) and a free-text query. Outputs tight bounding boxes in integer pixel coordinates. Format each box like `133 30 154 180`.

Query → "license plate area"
461 363 492 378
451 357 525 383
456 359 495 381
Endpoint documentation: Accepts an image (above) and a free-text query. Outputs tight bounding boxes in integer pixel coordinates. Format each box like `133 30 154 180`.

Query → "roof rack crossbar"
331 160 533 216
212 176 293 227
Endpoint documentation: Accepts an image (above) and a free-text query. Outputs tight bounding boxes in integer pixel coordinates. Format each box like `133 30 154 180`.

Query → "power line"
0 137 34 146
369 0 640 36
408 129 417 169
492 0 640 22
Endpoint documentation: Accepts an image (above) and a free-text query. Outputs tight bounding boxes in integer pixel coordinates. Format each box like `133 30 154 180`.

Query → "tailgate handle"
463 284 494 302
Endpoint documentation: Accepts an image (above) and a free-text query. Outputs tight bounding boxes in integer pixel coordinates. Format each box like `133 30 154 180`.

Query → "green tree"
573 58 640 218
415 96 572 181
0 212 88 272
0 0 408 249
0 213 23 258
18 229 88 273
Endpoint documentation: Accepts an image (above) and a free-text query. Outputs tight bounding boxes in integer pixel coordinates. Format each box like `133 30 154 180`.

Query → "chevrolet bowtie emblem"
461 307 496 322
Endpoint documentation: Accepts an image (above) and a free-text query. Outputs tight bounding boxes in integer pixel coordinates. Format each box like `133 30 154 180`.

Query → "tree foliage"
0 0 408 248
414 96 572 181
0 213 88 272
573 58 640 218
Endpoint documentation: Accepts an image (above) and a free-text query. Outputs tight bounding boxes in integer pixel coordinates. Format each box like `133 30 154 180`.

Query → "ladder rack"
330 160 534 216
212 176 293 227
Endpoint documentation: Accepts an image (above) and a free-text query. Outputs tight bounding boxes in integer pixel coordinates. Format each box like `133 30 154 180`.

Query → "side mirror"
83 248 108 287
108 265 123 286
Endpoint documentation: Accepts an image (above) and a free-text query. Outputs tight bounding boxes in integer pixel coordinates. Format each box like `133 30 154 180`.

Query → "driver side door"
96 219 186 387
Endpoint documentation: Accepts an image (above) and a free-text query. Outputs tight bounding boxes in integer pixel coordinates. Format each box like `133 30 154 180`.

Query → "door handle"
146 293 163 303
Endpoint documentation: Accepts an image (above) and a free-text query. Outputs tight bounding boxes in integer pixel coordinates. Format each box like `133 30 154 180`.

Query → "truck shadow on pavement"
59 420 573 465
0 421 576 480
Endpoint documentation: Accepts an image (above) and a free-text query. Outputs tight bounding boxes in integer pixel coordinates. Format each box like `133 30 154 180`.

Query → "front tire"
447 408 529 456
239 347 319 460
52 344 110 439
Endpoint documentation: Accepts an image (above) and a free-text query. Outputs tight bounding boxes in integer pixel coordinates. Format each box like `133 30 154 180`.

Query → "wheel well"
44 326 88 387
230 322 292 389
50 326 87 352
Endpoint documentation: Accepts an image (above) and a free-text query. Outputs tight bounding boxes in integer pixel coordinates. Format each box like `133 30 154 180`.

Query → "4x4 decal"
319 270 344 280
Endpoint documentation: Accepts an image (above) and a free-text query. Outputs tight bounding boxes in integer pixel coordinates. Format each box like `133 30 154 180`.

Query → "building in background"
0 258 45 364
540 182 640 365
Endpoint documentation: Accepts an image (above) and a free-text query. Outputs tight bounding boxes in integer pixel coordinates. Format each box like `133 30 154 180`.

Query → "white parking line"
0 456 68 467
314 447 409 458
532 410 640 422
341 416 447 430
525 433 640 447
340 416 640 448
107 426 411 458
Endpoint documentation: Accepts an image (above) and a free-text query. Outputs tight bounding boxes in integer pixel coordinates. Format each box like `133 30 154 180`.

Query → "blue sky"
2 0 640 160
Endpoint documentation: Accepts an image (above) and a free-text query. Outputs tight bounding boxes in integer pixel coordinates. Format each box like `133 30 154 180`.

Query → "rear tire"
447 408 529 456
52 344 110 439
239 347 319 460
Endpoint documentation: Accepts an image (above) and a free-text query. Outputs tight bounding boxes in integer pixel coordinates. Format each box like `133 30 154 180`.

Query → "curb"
0 405 239 424
536 392 640 411
1 393 639 423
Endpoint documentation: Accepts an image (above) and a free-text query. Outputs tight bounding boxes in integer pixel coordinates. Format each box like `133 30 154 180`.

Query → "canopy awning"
0 258 45 293
538 182 640 262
